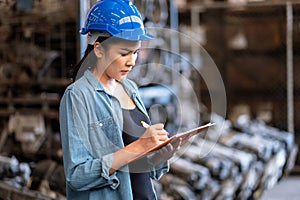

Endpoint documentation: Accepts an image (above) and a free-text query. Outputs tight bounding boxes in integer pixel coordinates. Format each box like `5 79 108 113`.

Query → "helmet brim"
81 27 155 41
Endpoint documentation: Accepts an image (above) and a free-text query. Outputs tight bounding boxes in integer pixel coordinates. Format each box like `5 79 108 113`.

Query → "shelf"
0 78 72 88
178 1 300 13
0 109 59 119
0 96 60 105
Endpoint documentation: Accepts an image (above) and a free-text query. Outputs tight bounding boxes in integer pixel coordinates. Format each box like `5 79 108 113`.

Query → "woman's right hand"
139 123 169 151
110 123 169 174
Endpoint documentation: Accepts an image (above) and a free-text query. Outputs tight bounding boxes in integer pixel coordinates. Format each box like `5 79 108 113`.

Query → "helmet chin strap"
87 32 110 45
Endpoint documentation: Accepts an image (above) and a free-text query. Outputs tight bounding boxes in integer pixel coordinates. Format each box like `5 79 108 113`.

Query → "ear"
93 42 104 58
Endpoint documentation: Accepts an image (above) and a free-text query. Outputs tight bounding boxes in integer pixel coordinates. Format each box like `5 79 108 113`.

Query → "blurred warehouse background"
0 0 300 199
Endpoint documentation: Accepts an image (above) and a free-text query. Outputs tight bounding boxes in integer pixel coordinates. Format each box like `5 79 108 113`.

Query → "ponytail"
71 44 94 81
71 36 110 81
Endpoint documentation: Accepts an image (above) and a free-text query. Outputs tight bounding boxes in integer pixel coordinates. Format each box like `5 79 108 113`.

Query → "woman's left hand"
148 137 182 166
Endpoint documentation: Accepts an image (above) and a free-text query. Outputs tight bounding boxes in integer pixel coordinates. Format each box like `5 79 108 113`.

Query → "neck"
102 78 117 93
91 68 117 93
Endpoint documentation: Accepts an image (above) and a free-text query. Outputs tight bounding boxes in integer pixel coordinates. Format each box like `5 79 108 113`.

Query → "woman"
59 0 180 199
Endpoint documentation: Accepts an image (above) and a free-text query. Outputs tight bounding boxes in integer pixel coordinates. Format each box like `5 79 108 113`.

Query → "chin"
116 76 126 81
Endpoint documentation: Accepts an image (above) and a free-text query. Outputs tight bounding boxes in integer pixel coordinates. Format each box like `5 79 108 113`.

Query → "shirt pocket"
88 117 120 152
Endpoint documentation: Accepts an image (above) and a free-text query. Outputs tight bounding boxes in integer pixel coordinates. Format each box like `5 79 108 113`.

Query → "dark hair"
71 36 109 81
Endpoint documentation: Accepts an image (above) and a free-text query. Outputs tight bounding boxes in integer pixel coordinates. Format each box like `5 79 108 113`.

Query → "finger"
175 138 182 150
165 143 174 151
171 138 182 150
151 123 165 130
156 129 169 136
175 138 182 146
158 135 169 141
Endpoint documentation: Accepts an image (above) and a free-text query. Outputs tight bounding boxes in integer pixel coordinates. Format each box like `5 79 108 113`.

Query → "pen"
141 121 150 128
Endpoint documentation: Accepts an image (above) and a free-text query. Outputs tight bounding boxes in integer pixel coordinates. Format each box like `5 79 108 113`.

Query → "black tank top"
122 107 155 200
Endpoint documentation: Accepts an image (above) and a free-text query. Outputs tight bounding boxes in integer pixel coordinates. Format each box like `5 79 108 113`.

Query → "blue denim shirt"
59 70 169 200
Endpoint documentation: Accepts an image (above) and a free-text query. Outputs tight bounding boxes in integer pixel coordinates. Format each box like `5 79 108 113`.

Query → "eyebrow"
120 47 139 52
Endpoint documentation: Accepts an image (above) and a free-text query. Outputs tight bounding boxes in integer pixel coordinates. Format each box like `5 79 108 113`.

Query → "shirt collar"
83 70 106 92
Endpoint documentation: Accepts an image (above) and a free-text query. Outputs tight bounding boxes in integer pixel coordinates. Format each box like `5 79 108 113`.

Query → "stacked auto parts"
154 114 298 200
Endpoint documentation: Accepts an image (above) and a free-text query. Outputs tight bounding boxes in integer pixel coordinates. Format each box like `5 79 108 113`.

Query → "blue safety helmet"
80 0 154 41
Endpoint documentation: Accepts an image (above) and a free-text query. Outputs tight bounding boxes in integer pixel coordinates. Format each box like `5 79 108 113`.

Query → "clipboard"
128 122 215 163
148 122 215 153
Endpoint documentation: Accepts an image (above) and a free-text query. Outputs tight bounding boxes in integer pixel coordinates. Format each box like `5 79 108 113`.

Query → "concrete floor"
261 175 300 200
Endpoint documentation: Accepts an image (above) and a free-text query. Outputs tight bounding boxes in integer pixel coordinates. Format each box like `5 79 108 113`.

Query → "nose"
126 52 137 67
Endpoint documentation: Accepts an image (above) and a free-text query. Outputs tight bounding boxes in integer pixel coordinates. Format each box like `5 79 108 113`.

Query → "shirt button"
99 123 103 127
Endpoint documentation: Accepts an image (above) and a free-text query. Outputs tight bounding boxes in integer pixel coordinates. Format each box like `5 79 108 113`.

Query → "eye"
120 52 129 57
120 49 140 57
133 49 140 55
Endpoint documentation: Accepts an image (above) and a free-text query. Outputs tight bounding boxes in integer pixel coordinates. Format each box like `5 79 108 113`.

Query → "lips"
120 66 132 75
121 67 132 73
120 70 131 75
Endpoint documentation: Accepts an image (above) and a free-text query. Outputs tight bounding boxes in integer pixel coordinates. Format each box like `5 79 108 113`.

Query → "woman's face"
98 39 141 82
